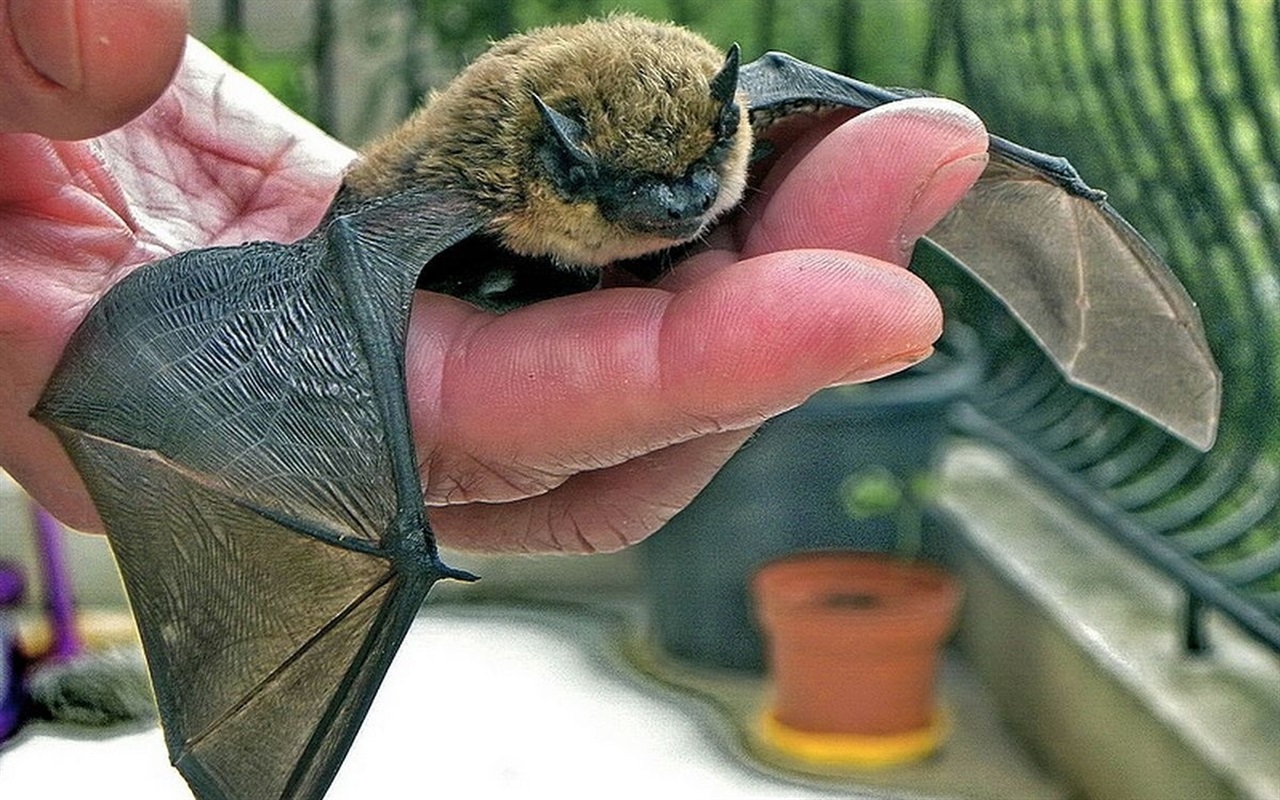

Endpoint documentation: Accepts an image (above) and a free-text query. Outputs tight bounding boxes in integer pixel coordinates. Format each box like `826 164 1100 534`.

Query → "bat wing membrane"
926 159 1220 450
35 188 483 799
740 52 1221 450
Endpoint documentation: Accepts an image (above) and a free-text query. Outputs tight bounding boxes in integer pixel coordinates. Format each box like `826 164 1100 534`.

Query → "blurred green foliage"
203 28 314 119
462 0 942 89
200 1 956 134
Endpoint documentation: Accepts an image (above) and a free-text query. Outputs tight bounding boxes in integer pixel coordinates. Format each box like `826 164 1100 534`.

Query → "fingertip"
2 0 189 140
872 98 990 253
881 96 988 153
75 0 190 135
663 249 943 406
746 96 989 264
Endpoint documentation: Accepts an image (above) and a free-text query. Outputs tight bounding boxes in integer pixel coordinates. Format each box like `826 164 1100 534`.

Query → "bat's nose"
600 168 720 239
662 168 719 220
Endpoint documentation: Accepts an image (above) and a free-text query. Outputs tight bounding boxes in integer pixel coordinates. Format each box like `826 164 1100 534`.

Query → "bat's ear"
531 93 593 166
710 43 741 106
531 92 600 198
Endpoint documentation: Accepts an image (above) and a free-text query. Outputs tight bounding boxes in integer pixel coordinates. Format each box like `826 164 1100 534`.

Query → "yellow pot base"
758 708 949 769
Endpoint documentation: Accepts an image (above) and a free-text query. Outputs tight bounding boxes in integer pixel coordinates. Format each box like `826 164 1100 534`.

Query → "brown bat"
33 14 1219 800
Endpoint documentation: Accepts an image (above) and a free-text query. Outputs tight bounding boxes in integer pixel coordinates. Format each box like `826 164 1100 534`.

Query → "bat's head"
345 16 754 266
499 22 752 265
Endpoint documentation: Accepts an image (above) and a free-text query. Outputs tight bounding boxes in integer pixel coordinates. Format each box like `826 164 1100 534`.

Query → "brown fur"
342 15 753 266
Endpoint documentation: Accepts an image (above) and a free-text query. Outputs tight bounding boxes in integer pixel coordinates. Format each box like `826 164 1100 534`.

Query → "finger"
742 98 989 266
746 110 857 202
407 248 940 504
0 0 188 139
429 428 755 553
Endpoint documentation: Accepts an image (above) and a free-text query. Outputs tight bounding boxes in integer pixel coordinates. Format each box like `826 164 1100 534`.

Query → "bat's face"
500 41 752 265
346 16 754 267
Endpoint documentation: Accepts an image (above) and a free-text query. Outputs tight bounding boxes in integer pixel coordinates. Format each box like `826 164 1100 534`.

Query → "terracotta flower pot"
640 325 981 672
752 552 961 764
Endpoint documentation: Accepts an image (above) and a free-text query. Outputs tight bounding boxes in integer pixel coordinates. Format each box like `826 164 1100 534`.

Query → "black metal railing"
931 0 1280 655
199 0 1280 657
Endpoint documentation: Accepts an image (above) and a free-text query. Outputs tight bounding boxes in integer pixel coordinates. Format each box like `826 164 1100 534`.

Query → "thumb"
0 0 188 140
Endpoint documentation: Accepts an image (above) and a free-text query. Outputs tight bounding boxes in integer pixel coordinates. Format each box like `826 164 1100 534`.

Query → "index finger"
742 98 990 265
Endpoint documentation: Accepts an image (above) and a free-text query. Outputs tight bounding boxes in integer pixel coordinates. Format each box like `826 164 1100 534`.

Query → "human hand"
1 15 355 532
1 18 988 551
0 0 188 139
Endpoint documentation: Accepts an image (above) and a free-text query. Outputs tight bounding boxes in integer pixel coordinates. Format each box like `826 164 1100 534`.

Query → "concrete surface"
0 601 1059 799
939 442 1280 800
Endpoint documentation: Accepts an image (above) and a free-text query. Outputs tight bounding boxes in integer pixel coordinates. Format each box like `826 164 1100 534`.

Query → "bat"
32 14 1220 800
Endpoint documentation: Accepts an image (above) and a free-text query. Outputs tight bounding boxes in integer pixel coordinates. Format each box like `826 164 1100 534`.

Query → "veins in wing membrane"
179 569 396 755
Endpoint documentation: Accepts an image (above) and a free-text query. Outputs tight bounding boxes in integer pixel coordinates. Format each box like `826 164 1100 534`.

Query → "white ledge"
938 441 1280 800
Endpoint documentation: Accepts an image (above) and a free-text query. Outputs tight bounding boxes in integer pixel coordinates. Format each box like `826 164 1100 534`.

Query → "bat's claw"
436 562 480 583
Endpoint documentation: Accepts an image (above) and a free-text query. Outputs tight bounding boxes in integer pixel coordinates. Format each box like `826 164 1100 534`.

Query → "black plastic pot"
640 325 982 671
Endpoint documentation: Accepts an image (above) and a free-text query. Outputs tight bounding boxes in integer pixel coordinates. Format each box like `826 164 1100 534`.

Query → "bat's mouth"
620 216 708 241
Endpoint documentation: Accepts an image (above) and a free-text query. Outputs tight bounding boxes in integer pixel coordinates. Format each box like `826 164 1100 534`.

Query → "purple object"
32 505 81 663
0 562 23 607
0 506 88 744
0 630 21 742
0 561 25 742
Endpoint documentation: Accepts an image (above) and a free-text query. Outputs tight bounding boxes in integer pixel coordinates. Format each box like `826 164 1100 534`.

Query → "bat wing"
34 187 482 799
740 52 1222 451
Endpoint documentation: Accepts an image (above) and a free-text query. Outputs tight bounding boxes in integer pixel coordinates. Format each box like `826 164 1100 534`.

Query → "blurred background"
4 2 1280 798
190 0 949 144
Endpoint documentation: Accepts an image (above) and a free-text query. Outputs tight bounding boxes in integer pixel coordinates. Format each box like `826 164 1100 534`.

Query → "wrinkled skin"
0 0 988 552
